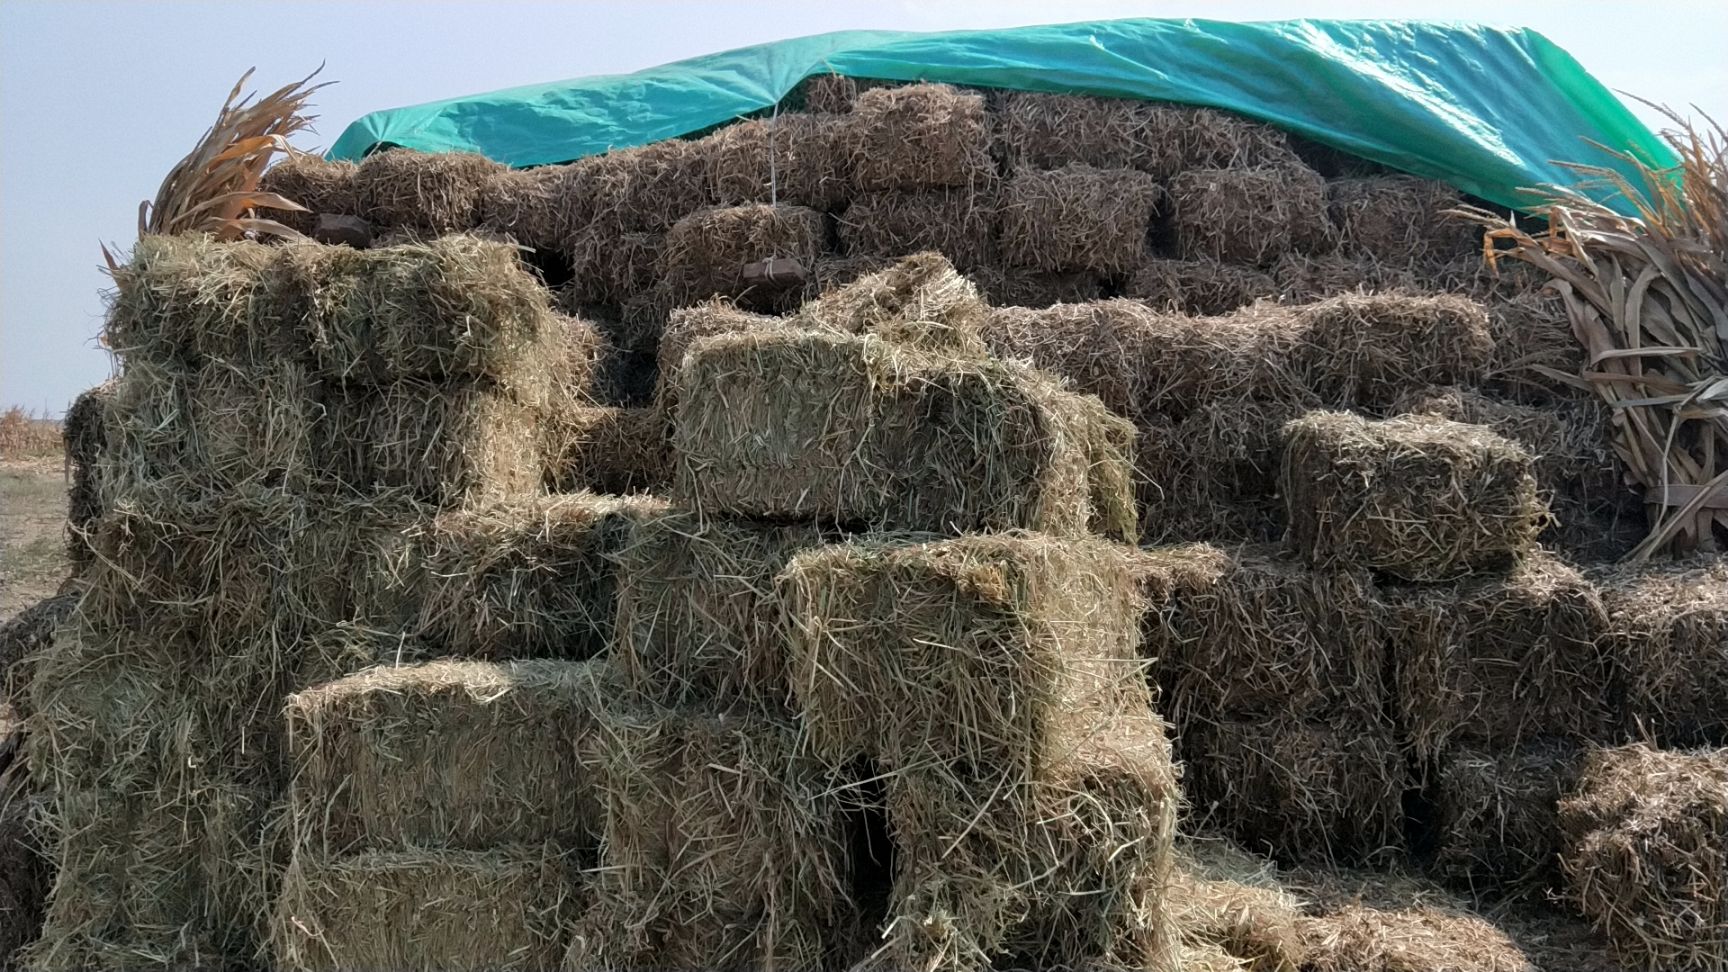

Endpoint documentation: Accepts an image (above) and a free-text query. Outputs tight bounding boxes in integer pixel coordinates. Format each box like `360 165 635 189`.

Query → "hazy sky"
3 0 1724 415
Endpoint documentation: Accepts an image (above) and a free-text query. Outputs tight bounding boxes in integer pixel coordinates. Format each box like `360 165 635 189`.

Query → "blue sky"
3 0 1724 415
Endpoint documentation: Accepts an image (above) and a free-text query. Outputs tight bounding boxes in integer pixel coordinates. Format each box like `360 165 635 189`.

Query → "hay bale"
567 229 664 308
1137 105 1304 178
25 783 274 971
272 845 582 972
0 784 49 968
1270 251 1421 302
1558 744 1728 971
1137 399 1310 545
1328 175 1477 266
673 329 1134 537
1599 558 1728 747
1290 292 1495 408
1434 739 1584 890
257 152 359 236
572 709 849 971
662 203 828 310
1124 258 1277 316
1184 713 1406 864
704 113 850 209
1481 289 1589 401
476 164 573 252
611 512 825 711
290 235 556 388
1170 166 1332 267
997 165 1164 275
315 378 542 506
798 72 862 113
1134 543 1384 729
185 357 318 490
543 406 672 494
1303 903 1537 972
845 83 995 192
583 137 714 233
63 380 113 564
0 594 75 718
106 234 279 362
993 91 1146 169
970 264 1104 308
284 659 607 855
353 148 502 236
656 299 782 410
414 494 667 659
1170 839 1309 972
783 532 1147 768
1281 412 1545 580
839 188 994 269
792 250 989 354
1381 552 1614 760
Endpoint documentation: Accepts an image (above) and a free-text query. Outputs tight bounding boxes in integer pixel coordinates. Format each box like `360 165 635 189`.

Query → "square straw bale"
863 711 1181 972
996 164 1165 275
285 659 607 855
1558 743 1728 971
272 844 583 972
1136 105 1304 178
89 357 194 500
63 380 113 562
656 299 783 411
980 300 1309 426
572 708 849 972
1290 292 1494 408
1301 902 1537 972
611 511 825 711
1480 289 1589 401
845 83 996 192
993 91 1147 169
1598 557 1728 747
1183 713 1406 865
353 148 502 236
106 233 279 363
257 152 359 236
1125 258 1277 316
476 164 575 252
792 250 989 354
566 229 664 307
969 264 1104 308
672 329 1128 537
1380 551 1615 759
413 493 667 659
314 378 542 506
807 253 893 294
1433 739 1584 891
0 591 74 717
1170 166 1332 267
1136 398 1312 545
839 187 994 269
795 72 867 113
294 235 556 389
1281 411 1546 580
1270 252 1421 303
27 783 275 972
703 112 851 209
1328 175 1477 266
1133 543 1384 728
542 405 672 494
1170 838 1310 972
583 137 714 233
186 357 319 491
783 532 1148 769
662 203 828 310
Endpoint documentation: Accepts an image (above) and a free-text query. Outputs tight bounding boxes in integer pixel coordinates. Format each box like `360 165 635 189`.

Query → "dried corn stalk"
1461 111 1727 558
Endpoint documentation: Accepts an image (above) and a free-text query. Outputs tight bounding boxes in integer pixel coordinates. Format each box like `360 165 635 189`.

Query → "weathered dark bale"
969 265 1104 308
1559 744 1728 971
704 113 851 209
0 782 50 969
1597 557 1728 748
797 72 862 113
1434 739 1584 891
1170 166 1332 266
1270 252 1421 302
844 83 995 191
993 91 1146 169
353 148 502 236
567 229 664 307
62 380 113 565
1289 292 1495 409
1328 175 1478 266
1281 412 1546 580
996 165 1164 275
661 203 828 311
1125 258 1277 315
0 594 75 718
257 153 359 235
839 188 994 269
476 165 573 252
1136 400 1308 544
1137 104 1305 178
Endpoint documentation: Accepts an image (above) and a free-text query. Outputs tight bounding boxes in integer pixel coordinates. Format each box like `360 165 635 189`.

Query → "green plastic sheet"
327 18 1675 213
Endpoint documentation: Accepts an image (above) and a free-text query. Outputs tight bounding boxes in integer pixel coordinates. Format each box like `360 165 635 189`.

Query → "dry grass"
844 83 995 192
1289 292 1495 409
542 405 672 495
1597 556 1728 747
1559 743 1728 970
1282 411 1546 581
582 137 715 234
996 164 1165 275
0 409 64 460
969 265 1103 308
791 250 989 354
476 164 573 252
0 463 71 623
1169 838 1309 972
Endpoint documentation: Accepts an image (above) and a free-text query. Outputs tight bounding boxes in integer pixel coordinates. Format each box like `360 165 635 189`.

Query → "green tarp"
327 18 1675 214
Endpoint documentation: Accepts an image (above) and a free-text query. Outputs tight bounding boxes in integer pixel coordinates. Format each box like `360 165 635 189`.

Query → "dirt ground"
1 456 70 625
